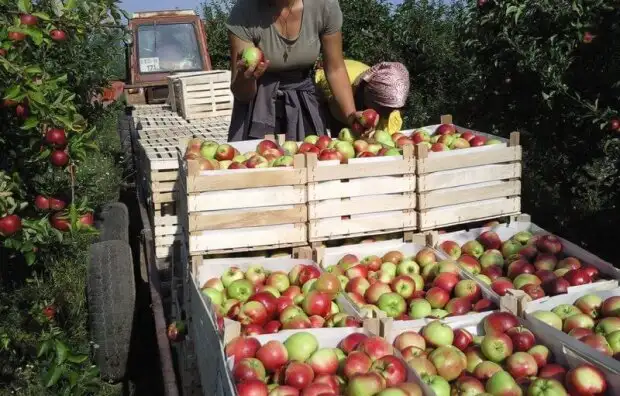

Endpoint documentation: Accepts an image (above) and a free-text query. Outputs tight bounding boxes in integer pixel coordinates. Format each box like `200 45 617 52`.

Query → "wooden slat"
417 163 521 192
187 166 307 192
309 211 417 241
189 204 307 231
309 193 416 218
189 224 307 253
188 185 306 212
418 197 521 230
308 175 415 201
417 145 522 174
418 180 521 210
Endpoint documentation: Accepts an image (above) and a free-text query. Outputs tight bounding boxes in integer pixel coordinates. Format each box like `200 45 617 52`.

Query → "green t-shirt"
226 0 343 72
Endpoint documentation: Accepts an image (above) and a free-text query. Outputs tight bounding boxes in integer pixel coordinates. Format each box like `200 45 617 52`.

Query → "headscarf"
357 62 410 109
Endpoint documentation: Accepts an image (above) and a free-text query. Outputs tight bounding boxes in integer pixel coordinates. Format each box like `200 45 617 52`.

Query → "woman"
226 0 360 141
317 60 410 135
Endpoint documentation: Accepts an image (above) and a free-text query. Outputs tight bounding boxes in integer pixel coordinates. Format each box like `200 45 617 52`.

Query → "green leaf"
24 251 36 266
66 354 88 364
65 0 77 10
32 12 51 21
21 117 39 130
43 363 64 388
24 66 42 75
3 85 21 100
55 340 68 365
28 91 46 104
37 340 52 358
24 27 43 46
17 0 32 13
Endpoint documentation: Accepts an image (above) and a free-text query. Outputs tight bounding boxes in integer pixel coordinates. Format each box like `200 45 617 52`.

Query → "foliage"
1 0 127 393
202 0 234 70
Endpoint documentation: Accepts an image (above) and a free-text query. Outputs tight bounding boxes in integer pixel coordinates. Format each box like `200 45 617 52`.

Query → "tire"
97 202 129 243
87 240 136 383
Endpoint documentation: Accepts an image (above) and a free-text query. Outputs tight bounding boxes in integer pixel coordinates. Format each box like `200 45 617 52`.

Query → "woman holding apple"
226 0 365 141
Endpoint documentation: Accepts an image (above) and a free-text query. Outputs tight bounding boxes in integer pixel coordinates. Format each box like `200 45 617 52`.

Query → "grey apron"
227 69 327 142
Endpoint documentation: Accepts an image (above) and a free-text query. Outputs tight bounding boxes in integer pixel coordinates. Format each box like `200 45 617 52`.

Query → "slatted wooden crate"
173 71 234 121
305 144 417 243
414 115 522 230
178 137 308 255
167 71 216 113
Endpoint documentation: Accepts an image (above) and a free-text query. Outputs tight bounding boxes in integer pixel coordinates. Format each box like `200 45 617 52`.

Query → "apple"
440 240 461 259
563 313 595 333
356 336 393 361
226 336 260 362
545 278 570 296
222 268 245 287
481 334 513 362
263 321 281 334
422 320 454 347
425 287 450 309
462 240 484 258
473 361 503 381
521 284 546 300
445 297 472 316
284 361 314 389
480 250 504 269
365 282 392 305
390 276 416 299
483 312 520 336
433 272 459 293
453 328 474 351
298 266 321 285
491 278 515 296
437 260 459 275
345 372 386 396
237 380 269 396
601 296 620 317
306 348 339 376
370 355 406 387
485 371 521 396
581 334 613 356
508 260 536 280
458 255 481 275
415 248 436 267
568 327 594 340
565 364 607 395
397 258 420 276
249 292 278 320
202 288 224 306
528 344 550 368
537 235 563 254
393 331 426 351
361 255 382 271
422 375 450 396
454 280 481 302
408 298 432 319
531 311 563 330
377 292 407 318
314 273 341 298
538 363 567 383
474 298 495 312
464 346 484 373
595 315 620 335
506 327 536 352
284 332 318 362
428 345 466 381
346 277 370 296
203 277 224 292
563 269 591 286
234 357 266 382
506 351 538 378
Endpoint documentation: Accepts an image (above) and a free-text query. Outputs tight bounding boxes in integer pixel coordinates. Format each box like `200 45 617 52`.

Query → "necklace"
276 0 296 61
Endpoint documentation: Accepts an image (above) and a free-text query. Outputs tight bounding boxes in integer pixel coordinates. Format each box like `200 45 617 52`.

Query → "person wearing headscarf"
316 60 410 135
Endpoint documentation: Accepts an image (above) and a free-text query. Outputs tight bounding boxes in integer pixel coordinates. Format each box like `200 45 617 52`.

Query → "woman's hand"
347 111 374 138
236 59 270 80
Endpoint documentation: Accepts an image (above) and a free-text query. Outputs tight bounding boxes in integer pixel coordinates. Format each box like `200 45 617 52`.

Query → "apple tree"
460 0 619 260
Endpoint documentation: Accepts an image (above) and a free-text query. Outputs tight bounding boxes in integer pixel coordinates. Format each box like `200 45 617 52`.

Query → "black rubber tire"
97 202 129 243
87 240 136 383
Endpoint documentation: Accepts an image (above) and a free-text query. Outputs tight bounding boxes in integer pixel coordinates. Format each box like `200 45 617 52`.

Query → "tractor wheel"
96 202 129 243
87 240 136 383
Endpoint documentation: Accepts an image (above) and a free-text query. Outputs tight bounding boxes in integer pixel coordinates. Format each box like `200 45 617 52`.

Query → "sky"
120 0 203 13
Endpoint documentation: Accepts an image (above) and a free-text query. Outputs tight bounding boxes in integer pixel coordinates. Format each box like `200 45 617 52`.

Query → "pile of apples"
201 264 361 334
440 230 603 301
530 294 620 360
391 312 608 395
327 249 496 320
410 123 503 153
225 331 423 396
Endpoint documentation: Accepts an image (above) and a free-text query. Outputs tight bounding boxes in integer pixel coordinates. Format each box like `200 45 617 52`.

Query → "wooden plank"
417 180 521 210
308 175 415 201
187 168 306 192
188 185 306 212
417 146 522 174
418 163 521 192
309 193 416 218
418 197 521 230
309 211 417 241
189 224 307 253
189 204 307 231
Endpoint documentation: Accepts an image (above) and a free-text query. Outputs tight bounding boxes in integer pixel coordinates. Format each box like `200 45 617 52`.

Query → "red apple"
356 336 393 361
565 364 607 395
339 333 368 354
342 351 372 379
249 292 278 320
563 269 591 286
370 355 407 386
238 301 269 326
226 336 261 362
425 287 450 309
393 331 426 352
307 348 339 376
432 272 459 293
445 297 472 316
536 235 563 254
453 329 474 351
233 357 266 382
237 380 269 396
505 352 538 378
256 340 288 372
483 312 520 336
506 327 536 352
284 361 315 390
491 277 514 296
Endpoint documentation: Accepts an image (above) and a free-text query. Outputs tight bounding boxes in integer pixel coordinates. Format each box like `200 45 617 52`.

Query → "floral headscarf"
358 62 410 109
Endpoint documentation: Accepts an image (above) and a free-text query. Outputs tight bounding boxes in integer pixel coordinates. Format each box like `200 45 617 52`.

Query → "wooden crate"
305 144 417 243
179 138 308 255
415 115 522 230
167 71 216 113
174 71 234 121
134 116 230 143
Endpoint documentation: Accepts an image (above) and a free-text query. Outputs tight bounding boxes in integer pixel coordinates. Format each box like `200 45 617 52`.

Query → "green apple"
606 330 620 354
531 311 563 330
397 258 420 276
422 320 454 346
551 304 582 320
527 378 568 396
262 285 281 298
245 264 267 284
423 375 450 396
377 292 407 318
486 371 521 395
409 298 432 319
226 279 253 302
302 278 317 295
284 332 318 362
199 141 218 159
221 268 244 287
201 288 224 306
381 262 397 277
481 335 513 363
430 309 449 319
304 135 319 144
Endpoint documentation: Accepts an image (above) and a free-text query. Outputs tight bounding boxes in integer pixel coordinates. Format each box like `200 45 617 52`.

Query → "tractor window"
137 23 203 73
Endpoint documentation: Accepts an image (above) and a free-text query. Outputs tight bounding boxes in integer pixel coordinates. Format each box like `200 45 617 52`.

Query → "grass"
0 106 125 395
